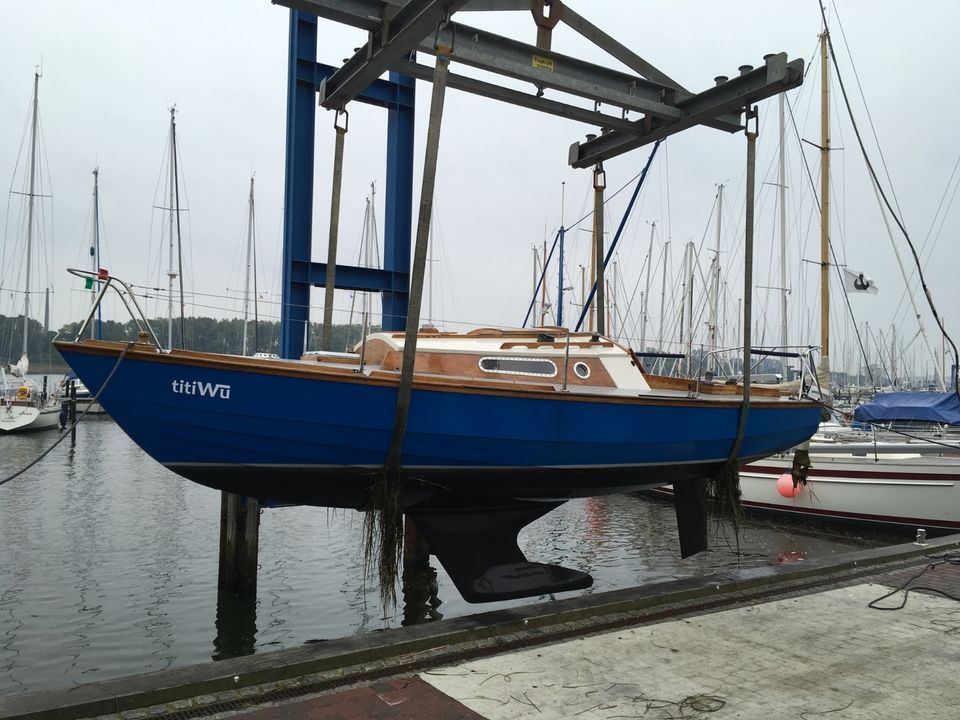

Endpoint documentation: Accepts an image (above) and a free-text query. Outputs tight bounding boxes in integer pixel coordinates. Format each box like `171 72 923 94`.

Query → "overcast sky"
2 1 958 379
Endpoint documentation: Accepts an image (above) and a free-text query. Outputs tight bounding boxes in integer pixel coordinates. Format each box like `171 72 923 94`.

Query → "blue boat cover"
853 392 960 425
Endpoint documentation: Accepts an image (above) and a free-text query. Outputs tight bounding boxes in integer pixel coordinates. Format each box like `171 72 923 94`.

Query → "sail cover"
854 392 960 426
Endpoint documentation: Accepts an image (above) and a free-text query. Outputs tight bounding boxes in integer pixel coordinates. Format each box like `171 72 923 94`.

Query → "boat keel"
408 501 593 603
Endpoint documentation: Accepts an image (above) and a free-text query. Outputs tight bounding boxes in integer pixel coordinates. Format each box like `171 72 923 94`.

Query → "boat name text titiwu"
171 380 231 399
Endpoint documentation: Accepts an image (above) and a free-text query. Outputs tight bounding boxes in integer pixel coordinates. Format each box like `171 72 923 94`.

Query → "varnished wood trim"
53 339 819 410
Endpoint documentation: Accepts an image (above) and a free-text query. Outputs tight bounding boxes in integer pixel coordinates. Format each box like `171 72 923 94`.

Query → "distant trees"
0 314 59 366
1 314 378 367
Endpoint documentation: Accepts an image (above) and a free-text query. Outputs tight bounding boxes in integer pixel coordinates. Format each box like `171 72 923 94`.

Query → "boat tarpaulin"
853 392 960 426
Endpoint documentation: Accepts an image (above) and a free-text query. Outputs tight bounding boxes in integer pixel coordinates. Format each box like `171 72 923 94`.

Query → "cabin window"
479 356 557 377
573 362 591 379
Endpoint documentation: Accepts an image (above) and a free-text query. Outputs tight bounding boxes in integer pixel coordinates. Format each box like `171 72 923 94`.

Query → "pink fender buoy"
776 472 802 498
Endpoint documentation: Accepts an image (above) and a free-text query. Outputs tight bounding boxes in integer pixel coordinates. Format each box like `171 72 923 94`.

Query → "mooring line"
0 342 134 489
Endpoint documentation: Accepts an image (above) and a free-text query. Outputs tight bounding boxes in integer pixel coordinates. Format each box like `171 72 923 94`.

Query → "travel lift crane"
275 0 804 601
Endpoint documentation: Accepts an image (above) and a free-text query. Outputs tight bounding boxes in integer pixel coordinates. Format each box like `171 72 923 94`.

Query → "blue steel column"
381 69 415 331
280 11 317 358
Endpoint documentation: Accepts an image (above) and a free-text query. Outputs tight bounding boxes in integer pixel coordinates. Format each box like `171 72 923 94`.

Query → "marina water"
1 419 906 696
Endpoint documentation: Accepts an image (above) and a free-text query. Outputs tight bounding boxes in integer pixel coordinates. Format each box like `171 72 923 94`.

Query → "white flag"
842 269 878 294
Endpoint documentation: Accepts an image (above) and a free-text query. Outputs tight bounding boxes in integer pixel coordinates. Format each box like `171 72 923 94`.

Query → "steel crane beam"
277 0 529 31
568 54 805 168
316 0 473 110
391 58 647 133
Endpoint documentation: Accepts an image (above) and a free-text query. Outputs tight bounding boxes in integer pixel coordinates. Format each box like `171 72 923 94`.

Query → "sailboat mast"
658 240 669 359
710 185 723 368
172 115 186 349
819 31 831 361
640 220 655 350
778 93 789 377
22 72 40 358
539 240 547 327
167 107 177 351
684 241 695 376
91 167 101 339
242 175 255 356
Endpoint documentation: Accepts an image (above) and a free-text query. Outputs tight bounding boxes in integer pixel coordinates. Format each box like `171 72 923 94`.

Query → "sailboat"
1 72 60 433
59 167 109 416
737 31 960 531
159 106 186 352
240 175 268 357
52 63 823 602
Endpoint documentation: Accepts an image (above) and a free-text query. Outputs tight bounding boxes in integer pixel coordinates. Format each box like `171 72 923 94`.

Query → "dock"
5 534 959 720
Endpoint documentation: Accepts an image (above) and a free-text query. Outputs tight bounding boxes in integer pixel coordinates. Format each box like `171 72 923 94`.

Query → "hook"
334 108 349 133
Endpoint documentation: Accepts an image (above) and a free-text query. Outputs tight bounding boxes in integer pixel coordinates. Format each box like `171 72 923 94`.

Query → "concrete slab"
4 537 958 720
422 582 960 719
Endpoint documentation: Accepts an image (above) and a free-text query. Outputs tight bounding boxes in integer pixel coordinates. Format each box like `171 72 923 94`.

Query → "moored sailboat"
736 30 960 530
1 72 59 433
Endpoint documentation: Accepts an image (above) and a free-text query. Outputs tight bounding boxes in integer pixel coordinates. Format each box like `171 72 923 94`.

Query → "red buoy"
776 472 802 498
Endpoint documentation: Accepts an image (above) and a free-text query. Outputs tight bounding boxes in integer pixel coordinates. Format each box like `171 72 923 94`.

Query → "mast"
91 167 102 339
166 106 177 351
22 72 40 358
242 175 255 356
778 93 789 378
640 221 655 351
819 31 831 362
539 239 547 326
592 163 606 335
427 209 434 326
709 185 723 370
557 181 565 328
172 114 186 349
531 246 539 323
684 241 695 377
658 240 670 358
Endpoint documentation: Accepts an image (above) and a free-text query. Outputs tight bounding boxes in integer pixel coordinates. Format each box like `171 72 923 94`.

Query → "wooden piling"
69 381 77 446
217 491 260 596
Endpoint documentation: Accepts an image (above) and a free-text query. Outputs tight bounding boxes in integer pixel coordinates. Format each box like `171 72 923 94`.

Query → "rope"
868 553 960 610
0 341 135 488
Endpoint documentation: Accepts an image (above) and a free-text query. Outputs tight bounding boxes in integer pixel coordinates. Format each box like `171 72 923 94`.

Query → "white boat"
1 73 60 434
740 439 960 531
59 371 105 416
1 366 60 432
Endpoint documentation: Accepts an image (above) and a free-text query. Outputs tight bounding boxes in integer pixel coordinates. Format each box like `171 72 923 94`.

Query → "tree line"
1 314 377 367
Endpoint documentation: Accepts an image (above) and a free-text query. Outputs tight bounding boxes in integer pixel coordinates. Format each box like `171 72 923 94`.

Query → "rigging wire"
891 155 960 330
819 1 959 397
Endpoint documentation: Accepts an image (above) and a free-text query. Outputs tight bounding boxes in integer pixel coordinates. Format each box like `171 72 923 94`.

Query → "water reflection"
0 421 910 697
401 564 443 627
213 588 257 661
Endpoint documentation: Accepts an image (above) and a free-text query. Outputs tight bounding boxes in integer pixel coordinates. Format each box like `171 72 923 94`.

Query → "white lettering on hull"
171 380 231 399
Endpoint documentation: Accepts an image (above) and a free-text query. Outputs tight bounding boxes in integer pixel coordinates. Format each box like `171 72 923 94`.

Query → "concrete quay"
4 534 960 720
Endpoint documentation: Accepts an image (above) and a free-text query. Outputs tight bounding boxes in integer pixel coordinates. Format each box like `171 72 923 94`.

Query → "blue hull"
56 342 822 508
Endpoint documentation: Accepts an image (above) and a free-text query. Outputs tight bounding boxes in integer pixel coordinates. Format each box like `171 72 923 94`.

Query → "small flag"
84 277 93 290
97 268 109 281
842 269 878 294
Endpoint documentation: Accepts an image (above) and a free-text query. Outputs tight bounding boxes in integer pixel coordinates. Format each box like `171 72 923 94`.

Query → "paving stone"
423 581 960 719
